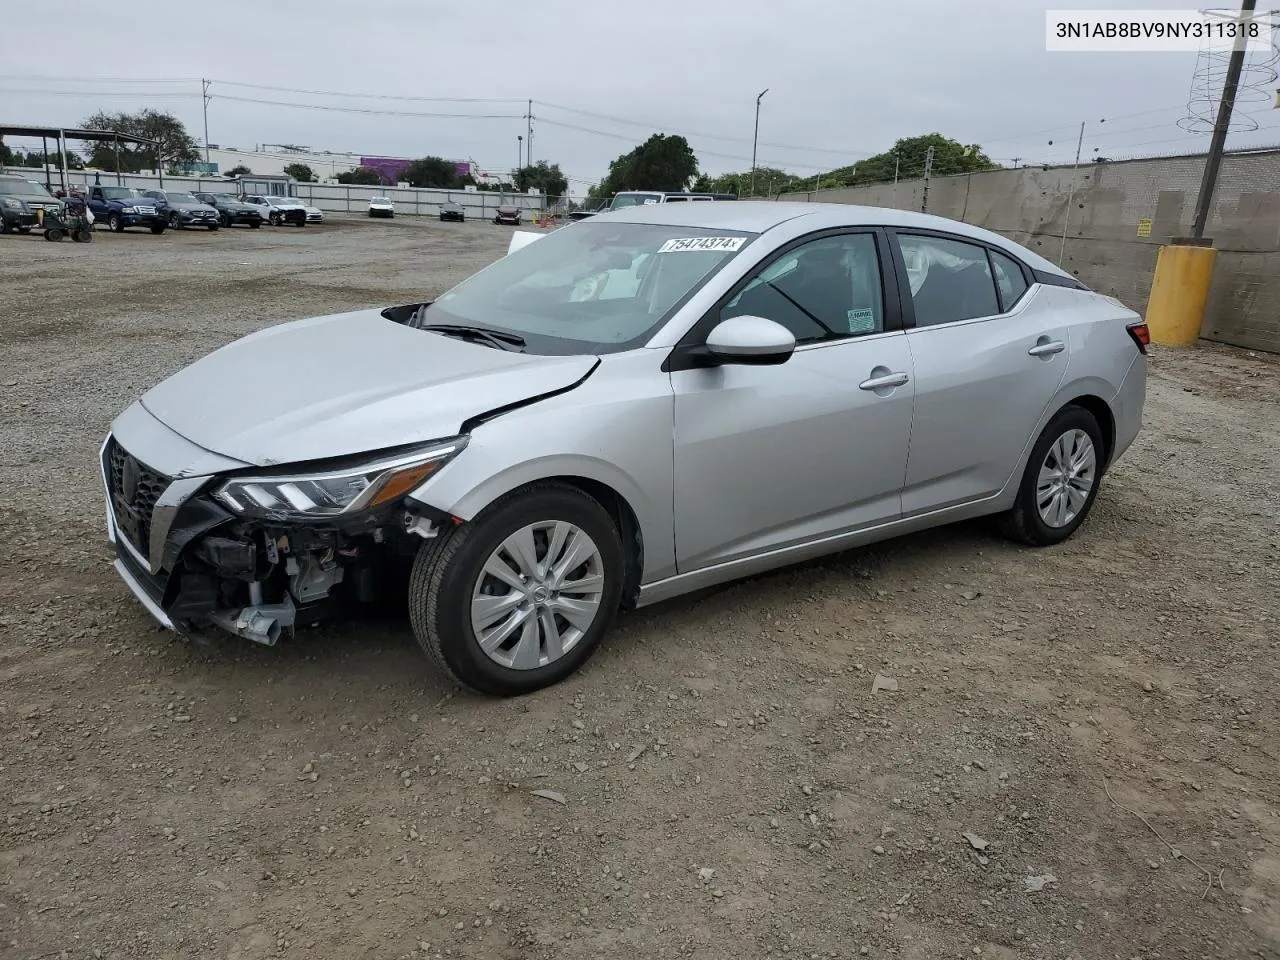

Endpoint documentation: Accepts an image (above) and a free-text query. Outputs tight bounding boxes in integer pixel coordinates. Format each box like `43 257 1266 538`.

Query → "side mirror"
704 315 796 366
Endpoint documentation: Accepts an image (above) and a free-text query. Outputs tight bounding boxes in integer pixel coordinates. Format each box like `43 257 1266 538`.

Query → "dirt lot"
2 214 1278 960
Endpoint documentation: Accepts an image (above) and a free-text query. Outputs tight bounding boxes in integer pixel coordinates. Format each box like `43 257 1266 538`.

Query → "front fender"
405 350 677 582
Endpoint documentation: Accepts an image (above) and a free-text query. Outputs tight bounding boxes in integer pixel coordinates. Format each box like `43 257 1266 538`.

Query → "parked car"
302 203 324 223
368 196 395 218
194 193 264 228
243 195 306 226
439 201 465 222
0 176 63 235
86 185 167 234
98 202 1147 696
142 190 220 231
493 204 521 225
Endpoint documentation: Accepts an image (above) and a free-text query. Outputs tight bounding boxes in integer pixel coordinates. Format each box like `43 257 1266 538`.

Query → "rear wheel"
168 211 181 229
249 220 261 228
409 483 624 696
998 405 1104 546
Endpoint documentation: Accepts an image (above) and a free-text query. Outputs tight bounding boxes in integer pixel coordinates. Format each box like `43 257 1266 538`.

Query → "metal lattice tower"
1180 7 1280 134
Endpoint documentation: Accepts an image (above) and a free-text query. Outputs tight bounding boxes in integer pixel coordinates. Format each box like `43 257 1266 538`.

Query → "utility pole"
202 78 211 165
750 88 768 197
1010 157 1022 168
526 99 533 169
920 145 935 213
1058 120 1086 265
516 135 522 188
1191 0 1257 239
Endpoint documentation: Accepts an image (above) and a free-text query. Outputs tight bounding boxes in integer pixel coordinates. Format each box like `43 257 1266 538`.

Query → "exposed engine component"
210 582 296 646
287 550 345 604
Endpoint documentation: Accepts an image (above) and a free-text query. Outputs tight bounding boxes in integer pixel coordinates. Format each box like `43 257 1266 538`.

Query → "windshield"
417 221 754 355
371 197 391 203
165 192 199 204
609 193 662 209
0 179 54 198
100 187 142 200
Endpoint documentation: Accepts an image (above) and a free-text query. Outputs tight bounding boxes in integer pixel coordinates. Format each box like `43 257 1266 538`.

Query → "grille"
106 438 170 561
136 205 157 215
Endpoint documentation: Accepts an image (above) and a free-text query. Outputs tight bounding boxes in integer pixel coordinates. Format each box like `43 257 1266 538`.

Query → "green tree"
283 162 315 182
79 109 199 172
694 167 797 198
589 134 699 205
514 161 568 200
0 140 15 165
225 164 252 178
823 134 996 188
336 165 384 186
401 156 461 188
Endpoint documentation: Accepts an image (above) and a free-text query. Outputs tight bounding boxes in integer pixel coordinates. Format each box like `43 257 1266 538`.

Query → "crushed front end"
100 429 464 646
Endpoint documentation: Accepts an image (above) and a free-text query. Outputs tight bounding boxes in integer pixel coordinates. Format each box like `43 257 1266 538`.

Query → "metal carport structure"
0 124 162 193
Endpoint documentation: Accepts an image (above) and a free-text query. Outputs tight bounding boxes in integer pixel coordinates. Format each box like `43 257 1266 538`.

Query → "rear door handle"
1028 339 1066 358
858 371 910 391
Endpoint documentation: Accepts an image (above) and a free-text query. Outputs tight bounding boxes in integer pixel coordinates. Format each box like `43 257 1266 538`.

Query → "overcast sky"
3 0 1279 194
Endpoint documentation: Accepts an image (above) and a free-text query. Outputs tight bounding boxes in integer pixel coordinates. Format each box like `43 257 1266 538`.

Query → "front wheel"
408 482 625 696
108 214 123 233
168 212 181 229
207 223 218 231
150 223 166 235
269 212 281 225
249 220 261 228
998 405 1105 546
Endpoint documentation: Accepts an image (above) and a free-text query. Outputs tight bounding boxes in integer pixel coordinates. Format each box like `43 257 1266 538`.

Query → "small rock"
302 762 314 774
871 673 898 693
228 716 238 724
697 867 715 882
1147 859 1160 869
962 832 989 851
626 743 648 763
714 719 728 728
531 788 566 805
873 845 886 855
1024 874 1056 892
802 785 813 796
1142 680 1154 693
571 719 585 730
573 761 589 773
960 590 980 601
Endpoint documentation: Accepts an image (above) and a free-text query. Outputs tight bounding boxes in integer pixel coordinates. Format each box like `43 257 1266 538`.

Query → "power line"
212 94 523 120
211 78 525 104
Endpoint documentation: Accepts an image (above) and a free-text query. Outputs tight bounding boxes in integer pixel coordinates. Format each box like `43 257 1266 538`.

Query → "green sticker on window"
847 308 876 333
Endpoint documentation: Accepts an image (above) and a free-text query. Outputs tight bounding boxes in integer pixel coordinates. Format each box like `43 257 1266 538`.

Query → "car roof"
599 201 1071 278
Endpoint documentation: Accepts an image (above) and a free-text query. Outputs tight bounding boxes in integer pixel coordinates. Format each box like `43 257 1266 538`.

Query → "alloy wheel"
1036 428 1096 528
470 521 605 670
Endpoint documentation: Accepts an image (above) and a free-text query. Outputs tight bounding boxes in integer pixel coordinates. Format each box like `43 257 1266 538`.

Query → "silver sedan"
100 202 1147 695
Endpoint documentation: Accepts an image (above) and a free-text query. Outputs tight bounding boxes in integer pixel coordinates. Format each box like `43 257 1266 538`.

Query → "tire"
150 223 166 235
408 482 625 696
73 227 93 243
43 228 64 242
108 214 123 233
249 220 261 228
220 214 231 228
168 211 181 229
0 219 11 235
270 212 281 226
998 404 1105 547
207 223 218 231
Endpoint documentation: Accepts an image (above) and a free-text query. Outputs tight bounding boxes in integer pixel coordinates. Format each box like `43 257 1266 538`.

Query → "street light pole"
750 87 769 197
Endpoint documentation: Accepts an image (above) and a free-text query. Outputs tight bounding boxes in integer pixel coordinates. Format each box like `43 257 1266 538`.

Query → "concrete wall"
781 149 1280 354
2 166 547 221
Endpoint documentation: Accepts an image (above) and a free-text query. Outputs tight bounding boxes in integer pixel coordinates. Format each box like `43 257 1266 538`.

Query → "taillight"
1126 321 1150 354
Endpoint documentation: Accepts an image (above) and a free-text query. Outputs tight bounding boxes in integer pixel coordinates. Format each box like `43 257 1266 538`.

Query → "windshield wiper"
418 323 526 352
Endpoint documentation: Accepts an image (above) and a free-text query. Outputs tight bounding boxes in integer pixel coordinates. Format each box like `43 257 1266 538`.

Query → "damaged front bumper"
99 416 452 647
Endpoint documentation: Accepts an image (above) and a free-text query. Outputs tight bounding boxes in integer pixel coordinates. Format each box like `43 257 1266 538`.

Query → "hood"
171 202 216 213
139 308 597 467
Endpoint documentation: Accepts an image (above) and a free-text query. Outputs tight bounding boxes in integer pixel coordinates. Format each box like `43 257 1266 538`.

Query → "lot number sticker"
658 236 746 253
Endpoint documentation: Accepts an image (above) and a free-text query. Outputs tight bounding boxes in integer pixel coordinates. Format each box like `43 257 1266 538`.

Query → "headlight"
122 206 137 213
2 198 21 210
212 438 466 520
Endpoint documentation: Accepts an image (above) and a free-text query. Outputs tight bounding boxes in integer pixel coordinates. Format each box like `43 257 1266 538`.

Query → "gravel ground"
2 214 1278 960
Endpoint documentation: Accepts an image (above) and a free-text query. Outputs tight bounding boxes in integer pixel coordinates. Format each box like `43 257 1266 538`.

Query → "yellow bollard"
1143 242 1217 347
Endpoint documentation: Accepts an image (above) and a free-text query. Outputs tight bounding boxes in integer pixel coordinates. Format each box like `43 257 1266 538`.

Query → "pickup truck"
87 185 168 234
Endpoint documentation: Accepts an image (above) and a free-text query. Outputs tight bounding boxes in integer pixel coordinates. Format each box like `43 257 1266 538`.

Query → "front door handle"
1028 339 1066 358
859 371 910 391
